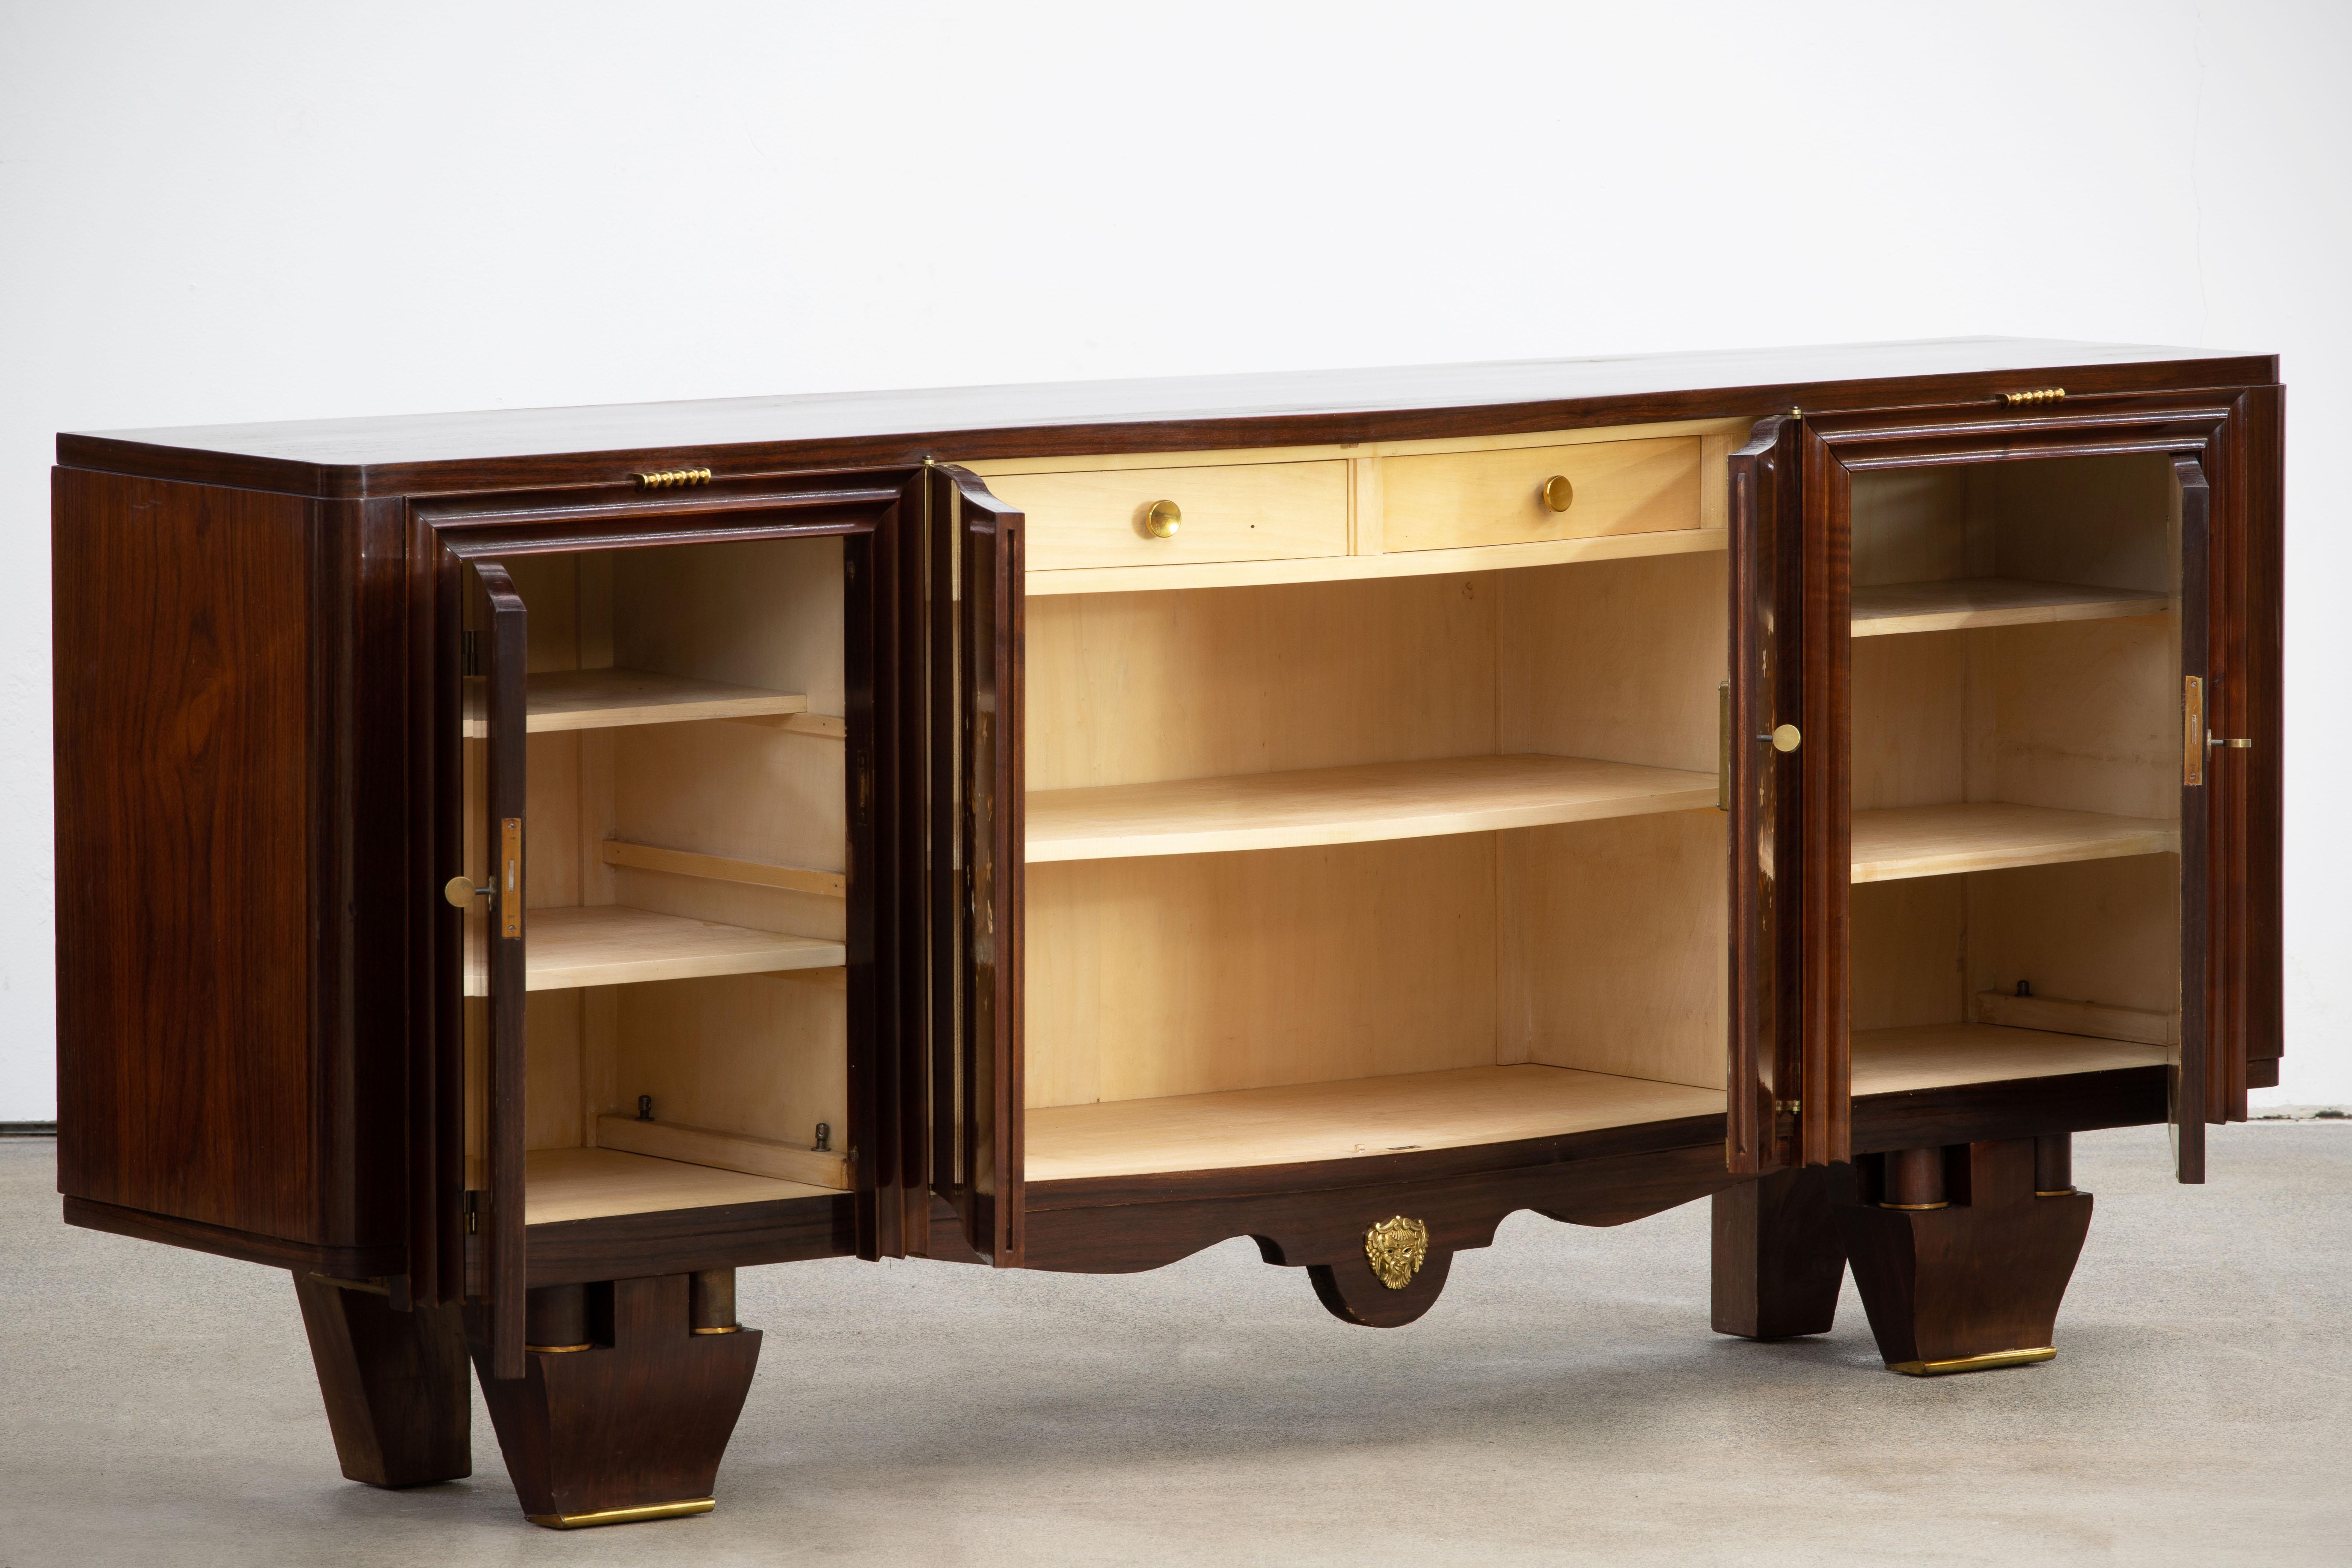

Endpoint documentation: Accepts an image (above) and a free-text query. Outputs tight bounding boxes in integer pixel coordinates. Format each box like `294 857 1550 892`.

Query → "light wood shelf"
1026 753 1720 863
1850 576 2171 637
525 1147 837 1226
1851 1023 2168 1097
465 904 843 994
1850 802 2177 883
463 667 808 736
1024 1063 1726 1182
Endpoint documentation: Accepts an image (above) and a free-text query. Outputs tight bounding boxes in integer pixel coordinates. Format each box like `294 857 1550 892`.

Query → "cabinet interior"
462 539 852 1226
1023 550 1731 1180
1844 453 2183 1094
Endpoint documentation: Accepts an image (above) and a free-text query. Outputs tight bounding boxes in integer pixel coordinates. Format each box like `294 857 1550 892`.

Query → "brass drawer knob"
1540 475 1575 512
1143 499 1182 539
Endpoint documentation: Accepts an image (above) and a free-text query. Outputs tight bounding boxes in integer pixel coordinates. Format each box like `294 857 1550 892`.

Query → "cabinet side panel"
53 469 319 1241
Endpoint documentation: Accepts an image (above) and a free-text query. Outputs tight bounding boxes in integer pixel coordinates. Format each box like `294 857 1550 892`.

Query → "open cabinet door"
2173 454 2214 1182
466 562 529 1377
926 464 1026 1264
1726 416 1817 1173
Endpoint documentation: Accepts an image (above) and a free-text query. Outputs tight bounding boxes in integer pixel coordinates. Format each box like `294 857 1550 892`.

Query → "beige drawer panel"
1382 437 1699 552
992 461 1350 573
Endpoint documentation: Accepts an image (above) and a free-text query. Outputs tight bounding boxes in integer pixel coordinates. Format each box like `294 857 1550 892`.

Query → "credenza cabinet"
52 340 2282 1528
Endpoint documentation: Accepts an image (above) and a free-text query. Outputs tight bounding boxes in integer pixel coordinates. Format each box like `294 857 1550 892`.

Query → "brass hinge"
499 817 524 939
2183 676 2205 786
463 1189 482 1235
1775 1099 1802 1116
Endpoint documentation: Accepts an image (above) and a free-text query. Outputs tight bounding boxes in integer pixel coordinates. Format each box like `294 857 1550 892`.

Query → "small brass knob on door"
1143 500 1182 539
444 874 491 908
1540 475 1575 512
1769 724 1802 753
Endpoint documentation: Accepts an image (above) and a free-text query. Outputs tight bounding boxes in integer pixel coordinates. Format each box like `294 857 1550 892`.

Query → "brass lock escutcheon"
1142 499 1182 538
1540 474 1575 512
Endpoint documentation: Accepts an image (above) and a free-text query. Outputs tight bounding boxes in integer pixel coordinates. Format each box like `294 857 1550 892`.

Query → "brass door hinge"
499 817 524 939
1775 1099 1801 1116
2183 676 2205 786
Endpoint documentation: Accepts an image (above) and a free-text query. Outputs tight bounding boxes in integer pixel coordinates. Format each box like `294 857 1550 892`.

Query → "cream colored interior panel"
1024 837 1498 1108
1024 575 1497 792
1500 550 1725 774
611 972 848 1153
1500 811 1726 1090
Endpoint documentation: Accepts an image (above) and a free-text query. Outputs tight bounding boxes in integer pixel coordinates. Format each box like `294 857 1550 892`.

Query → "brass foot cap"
527 1498 715 1529
1890 1346 2056 1377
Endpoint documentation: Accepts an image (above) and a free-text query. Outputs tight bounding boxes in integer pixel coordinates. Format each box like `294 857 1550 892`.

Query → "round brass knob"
1540 475 1574 512
1143 500 1181 539
444 874 489 908
1771 724 1802 753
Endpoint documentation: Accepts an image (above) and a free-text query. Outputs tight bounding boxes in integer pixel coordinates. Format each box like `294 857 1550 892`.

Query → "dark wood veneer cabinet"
53 340 2283 1527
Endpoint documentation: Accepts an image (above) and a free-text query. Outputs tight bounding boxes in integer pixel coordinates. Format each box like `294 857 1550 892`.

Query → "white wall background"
2 1 2345 1117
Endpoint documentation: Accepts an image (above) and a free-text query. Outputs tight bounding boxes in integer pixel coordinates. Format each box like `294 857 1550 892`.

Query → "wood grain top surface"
68 338 2259 474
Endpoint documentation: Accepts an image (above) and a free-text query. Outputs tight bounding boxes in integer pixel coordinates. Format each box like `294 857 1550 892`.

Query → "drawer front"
990 460 1351 573
1381 437 1699 552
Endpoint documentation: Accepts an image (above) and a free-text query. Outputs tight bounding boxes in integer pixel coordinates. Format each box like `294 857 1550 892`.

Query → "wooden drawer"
1380 437 1699 552
986 460 1350 573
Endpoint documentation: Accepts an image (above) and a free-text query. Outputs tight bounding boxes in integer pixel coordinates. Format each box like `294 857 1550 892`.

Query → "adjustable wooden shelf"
51 339 2281 1529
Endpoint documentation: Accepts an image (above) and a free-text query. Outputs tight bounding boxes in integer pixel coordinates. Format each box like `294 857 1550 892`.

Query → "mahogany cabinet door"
1796 394 2246 1184
1726 416 1818 1172
925 464 1027 1265
465 561 530 1375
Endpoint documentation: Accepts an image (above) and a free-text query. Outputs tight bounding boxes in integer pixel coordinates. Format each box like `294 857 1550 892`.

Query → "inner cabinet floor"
466 540 853 1225
1022 551 1732 1179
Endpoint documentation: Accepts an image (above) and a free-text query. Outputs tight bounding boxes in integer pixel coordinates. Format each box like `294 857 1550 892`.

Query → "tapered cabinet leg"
1834 1136 2092 1375
467 1272 761 1529
1712 1164 1847 1339
292 1272 472 1487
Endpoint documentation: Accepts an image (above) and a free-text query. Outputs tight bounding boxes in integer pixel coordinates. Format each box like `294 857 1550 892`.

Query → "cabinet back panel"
614 536 845 716
1500 550 1727 774
611 974 847 1151
1984 454 2179 594
1025 576 1497 792
1984 620 2179 820
1850 620 2176 819
1500 810 1725 1089
1967 856 2180 1018
1024 836 1497 1107
1850 856 2179 1038
1850 879 1969 1031
525 990 584 1151
52 472 320 1240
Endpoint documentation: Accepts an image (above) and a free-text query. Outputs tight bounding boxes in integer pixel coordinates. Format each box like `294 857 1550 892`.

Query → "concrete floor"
1 1125 2345 1566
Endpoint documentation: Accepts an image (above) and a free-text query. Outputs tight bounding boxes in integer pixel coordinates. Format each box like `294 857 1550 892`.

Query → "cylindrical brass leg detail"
525 1283 592 1353
1883 1147 1949 1210
689 1269 740 1335
2035 1132 2076 1197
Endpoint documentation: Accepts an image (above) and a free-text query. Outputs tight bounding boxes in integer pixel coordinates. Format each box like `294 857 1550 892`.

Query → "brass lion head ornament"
1364 1216 1430 1290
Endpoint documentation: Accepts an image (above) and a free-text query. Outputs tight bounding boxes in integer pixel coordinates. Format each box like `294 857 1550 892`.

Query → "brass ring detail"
528 1498 717 1529
526 1342 594 1354
2034 1188 2079 1198
689 1325 743 1335
1879 1201 1948 1211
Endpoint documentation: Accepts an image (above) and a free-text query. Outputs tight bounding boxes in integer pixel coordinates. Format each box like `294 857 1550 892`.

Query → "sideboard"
52 339 2281 1528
